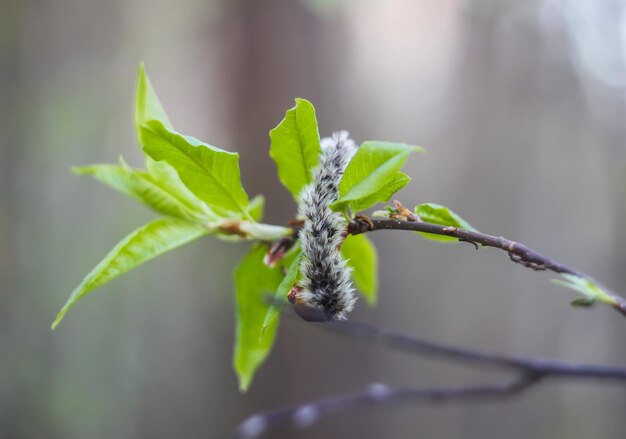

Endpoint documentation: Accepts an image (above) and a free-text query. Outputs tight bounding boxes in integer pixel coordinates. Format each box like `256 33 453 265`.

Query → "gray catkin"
295 131 358 321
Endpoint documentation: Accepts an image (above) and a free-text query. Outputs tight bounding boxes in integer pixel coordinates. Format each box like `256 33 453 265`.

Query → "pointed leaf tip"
135 63 173 136
141 121 251 218
269 99 321 201
51 217 207 329
233 245 285 391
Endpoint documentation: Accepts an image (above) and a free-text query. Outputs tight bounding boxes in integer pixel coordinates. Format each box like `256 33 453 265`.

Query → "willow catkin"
289 131 358 322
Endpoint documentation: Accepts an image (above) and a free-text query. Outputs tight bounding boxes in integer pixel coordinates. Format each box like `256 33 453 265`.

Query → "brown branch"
237 321 626 438
347 217 626 318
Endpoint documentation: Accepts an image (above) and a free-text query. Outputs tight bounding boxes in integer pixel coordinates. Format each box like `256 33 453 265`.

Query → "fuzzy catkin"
295 131 357 321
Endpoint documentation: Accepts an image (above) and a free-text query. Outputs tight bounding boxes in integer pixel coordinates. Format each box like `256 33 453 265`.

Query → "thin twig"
322 321 626 379
237 321 626 437
237 375 539 438
347 217 626 318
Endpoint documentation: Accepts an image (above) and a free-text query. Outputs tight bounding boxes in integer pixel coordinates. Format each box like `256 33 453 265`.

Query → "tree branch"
244 203 626 436
347 217 626 318
238 376 539 438
322 321 626 379
237 321 626 438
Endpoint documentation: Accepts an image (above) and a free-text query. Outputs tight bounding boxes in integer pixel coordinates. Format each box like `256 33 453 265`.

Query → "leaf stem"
205 220 291 241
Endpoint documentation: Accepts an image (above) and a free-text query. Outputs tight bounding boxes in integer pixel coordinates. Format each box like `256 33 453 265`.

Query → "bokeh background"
2 0 626 437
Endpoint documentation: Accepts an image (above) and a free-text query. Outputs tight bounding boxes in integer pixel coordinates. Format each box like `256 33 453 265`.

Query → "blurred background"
2 0 626 437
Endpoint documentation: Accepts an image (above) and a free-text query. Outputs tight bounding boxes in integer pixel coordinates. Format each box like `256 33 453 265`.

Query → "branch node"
216 220 249 238
348 215 374 235
508 252 547 271
458 238 479 250
392 200 420 222
264 235 296 267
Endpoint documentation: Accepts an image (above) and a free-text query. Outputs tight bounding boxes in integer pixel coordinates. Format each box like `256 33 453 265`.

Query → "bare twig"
238 376 539 438
347 217 626 318
237 321 626 438
322 321 626 380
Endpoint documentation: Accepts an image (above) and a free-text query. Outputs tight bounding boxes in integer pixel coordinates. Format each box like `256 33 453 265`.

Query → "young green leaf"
414 203 478 243
52 217 208 329
73 159 216 223
269 98 322 201
262 252 303 336
144 159 221 218
135 63 173 135
331 141 422 213
136 63 220 214
341 234 378 305
552 273 616 307
343 172 411 214
233 244 285 392
141 120 251 218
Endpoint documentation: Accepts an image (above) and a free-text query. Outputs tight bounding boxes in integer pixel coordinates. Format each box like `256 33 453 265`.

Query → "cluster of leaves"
51 65 282 331
235 98 422 389
54 64 611 392
52 67 426 390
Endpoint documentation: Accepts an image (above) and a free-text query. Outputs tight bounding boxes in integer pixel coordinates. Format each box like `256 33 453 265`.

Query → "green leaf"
345 172 411 214
135 63 173 136
414 203 478 243
331 141 422 213
262 252 303 336
144 159 221 218
73 159 216 223
269 98 322 201
141 120 250 218
552 273 615 307
135 63 217 214
246 195 265 222
52 217 207 329
341 234 378 305
233 244 285 392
